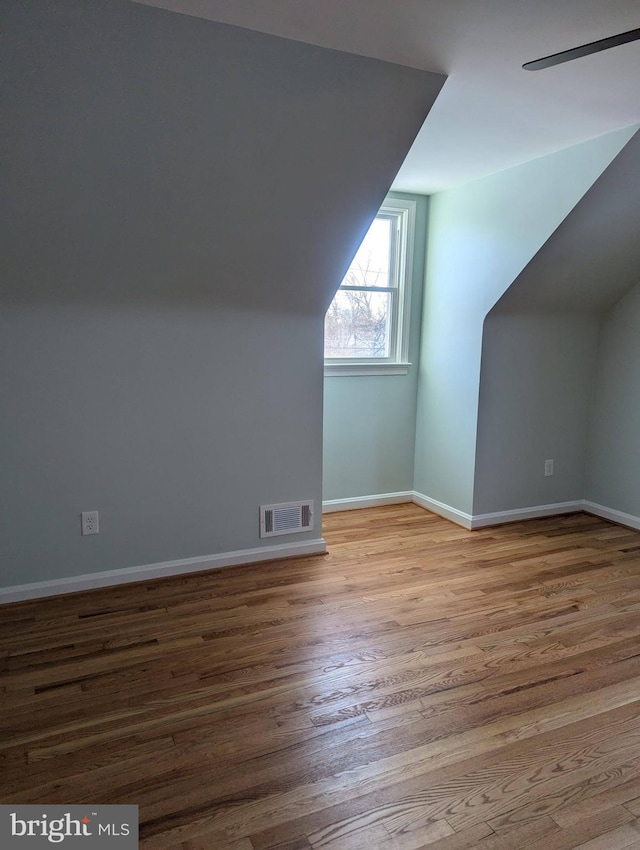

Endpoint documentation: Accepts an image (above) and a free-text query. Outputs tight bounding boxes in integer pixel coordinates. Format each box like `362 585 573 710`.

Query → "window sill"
324 362 411 377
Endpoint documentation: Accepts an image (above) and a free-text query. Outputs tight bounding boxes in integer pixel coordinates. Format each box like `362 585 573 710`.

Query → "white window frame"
324 196 417 377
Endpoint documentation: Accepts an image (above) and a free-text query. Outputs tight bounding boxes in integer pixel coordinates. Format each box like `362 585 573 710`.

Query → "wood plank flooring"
1 505 640 849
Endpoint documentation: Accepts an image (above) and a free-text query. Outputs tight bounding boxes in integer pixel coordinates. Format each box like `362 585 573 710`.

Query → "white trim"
3 501 637 605
411 494 639 531
324 362 411 377
388 197 416 366
323 491 414 513
583 501 640 531
470 501 584 529
0 538 327 605
324 196 416 369
412 491 474 529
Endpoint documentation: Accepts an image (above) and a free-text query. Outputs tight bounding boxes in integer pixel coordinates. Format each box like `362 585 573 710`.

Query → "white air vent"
260 500 314 538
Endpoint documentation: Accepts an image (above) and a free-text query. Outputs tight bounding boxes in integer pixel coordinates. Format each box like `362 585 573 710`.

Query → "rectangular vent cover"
260 501 314 538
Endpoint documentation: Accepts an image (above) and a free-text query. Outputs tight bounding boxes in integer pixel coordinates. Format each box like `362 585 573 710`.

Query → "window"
324 197 416 376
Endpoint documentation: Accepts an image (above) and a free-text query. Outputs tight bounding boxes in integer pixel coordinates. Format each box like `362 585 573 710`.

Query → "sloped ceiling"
135 0 640 192
2 0 444 314
493 129 640 314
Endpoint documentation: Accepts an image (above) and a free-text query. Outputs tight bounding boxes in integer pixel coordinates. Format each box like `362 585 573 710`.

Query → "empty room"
1 1 640 849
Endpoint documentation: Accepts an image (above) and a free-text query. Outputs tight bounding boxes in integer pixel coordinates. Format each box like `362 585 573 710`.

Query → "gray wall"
413 127 635 515
0 0 444 587
322 192 428 501
473 129 640 516
0 305 323 583
474 313 600 514
587 283 640 518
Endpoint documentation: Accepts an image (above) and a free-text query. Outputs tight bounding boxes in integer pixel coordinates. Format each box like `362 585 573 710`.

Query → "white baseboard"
0 538 327 605
470 500 584 529
412 491 473 529
323 491 414 513
583 501 640 531
3 498 638 605
412 494 639 532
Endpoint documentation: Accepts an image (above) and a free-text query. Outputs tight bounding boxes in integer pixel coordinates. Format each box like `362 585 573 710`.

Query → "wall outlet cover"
81 510 99 535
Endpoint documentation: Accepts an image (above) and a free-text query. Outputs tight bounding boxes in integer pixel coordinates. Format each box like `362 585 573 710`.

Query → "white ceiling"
135 0 640 193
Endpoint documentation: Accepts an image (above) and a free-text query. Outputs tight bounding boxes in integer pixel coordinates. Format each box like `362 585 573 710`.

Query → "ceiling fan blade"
523 26 640 70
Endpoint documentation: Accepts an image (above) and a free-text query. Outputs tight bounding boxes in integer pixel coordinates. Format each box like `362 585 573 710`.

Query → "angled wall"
492 130 640 316
413 127 636 517
474 130 640 517
0 0 444 591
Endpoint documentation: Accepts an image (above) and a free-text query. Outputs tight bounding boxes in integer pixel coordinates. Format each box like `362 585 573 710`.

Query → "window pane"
324 289 391 358
342 217 392 289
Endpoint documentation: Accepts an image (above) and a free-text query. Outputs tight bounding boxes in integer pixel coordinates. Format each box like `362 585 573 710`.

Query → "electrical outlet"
81 510 99 536
544 459 554 477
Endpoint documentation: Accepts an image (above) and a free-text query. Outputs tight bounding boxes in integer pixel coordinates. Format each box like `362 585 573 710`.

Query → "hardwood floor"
2 505 640 849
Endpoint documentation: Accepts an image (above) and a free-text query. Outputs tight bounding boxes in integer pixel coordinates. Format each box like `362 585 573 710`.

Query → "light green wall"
587 283 640 518
413 127 636 514
0 0 444 588
322 193 428 501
